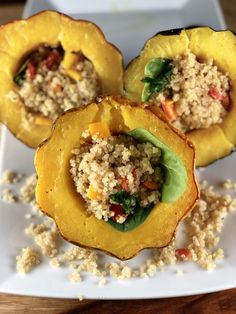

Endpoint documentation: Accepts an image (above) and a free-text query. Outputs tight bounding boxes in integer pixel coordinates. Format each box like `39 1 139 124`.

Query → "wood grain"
220 0 236 32
1 289 236 313
0 3 23 25
0 0 235 313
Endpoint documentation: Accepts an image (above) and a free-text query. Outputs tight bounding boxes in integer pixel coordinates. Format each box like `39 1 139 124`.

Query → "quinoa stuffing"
12 45 101 121
142 50 230 132
70 128 163 224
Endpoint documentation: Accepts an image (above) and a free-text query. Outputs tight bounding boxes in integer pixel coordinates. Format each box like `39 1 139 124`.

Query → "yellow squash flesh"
0 11 123 148
124 27 236 166
35 96 199 260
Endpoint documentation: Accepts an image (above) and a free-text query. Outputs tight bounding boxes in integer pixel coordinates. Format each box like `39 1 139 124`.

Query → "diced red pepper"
118 169 138 192
110 204 124 221
43 50 60 70
208 86 223 100
27 61 37 80
175 248 192 260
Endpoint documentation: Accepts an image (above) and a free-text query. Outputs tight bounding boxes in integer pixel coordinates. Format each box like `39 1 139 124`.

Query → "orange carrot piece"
161 99 177 121
143 181 159 190
88 122 111 138
87 185 103 201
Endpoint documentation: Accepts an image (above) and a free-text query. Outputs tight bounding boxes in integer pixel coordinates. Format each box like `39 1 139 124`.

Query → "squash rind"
35 96 199 260
0 10 123 148
124 27 236 167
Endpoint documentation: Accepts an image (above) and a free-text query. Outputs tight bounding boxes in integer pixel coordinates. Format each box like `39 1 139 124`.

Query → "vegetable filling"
142 50 230 132
13 45 101 121
70 122 187 232
70 124 163 227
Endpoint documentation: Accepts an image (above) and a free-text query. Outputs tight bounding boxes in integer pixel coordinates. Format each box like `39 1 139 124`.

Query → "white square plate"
1 0 236 299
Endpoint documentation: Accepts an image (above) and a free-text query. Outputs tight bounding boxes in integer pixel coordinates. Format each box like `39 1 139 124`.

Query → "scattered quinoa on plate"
16 247 41 274
1 171 235 278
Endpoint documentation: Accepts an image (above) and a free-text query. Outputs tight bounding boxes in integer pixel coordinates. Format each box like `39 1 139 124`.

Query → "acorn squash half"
35 96 199 260
124 27 236 167
0 10 123 148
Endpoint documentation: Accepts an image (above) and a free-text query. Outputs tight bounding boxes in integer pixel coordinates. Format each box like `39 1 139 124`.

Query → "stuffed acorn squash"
124 27 236 167
0 11 123 148
35 96 199 260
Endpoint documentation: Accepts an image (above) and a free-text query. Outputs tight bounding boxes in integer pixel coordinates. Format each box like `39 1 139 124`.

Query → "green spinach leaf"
13 49 43 86
13 60 29 86
141 58 174 101
127 128 187 203
107 204 153 232
110 190 138 215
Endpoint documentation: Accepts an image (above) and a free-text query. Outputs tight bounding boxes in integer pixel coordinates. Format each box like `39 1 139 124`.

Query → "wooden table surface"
0 0 236 313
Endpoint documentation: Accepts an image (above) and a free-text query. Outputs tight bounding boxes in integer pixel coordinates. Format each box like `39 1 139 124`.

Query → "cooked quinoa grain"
223 178 236 190
175 269 183 275
19 174 37 204
1 188 17 203
70 133 162 222
151 50 230 132
0 170 23 184
77 295 84 301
